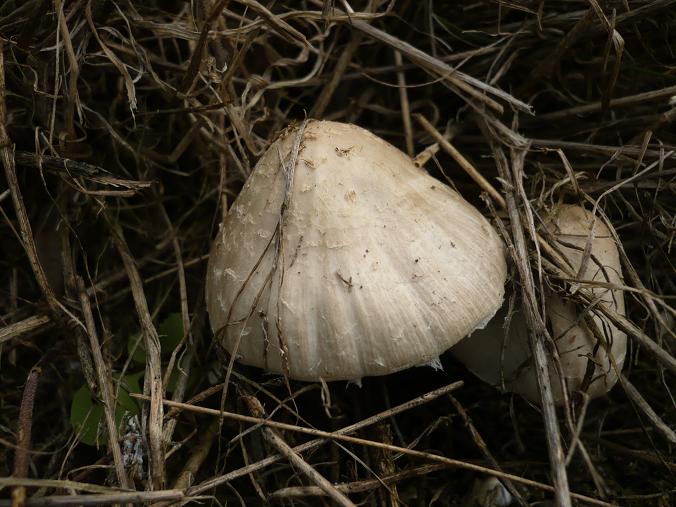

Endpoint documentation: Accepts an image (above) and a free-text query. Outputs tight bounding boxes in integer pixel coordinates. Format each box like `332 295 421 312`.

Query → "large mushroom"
206 120 507 381
452 205 627 404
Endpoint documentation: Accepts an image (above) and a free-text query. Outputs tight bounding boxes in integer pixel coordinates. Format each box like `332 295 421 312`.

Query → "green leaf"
127 333 145 364
158 313 184 352
165 366 180 394
116 372 143 414
127 313 184 364
70 385 103 446
70 373 143 446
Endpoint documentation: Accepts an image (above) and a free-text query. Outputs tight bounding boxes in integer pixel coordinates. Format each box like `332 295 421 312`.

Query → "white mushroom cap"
206 120 507 381
452 205 626 404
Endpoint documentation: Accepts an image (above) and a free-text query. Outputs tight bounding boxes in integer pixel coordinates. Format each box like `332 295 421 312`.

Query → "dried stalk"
0 490 186 507
12 367 41 507
243 394 356 507
415 114 506 207
269 464 447 500
477 119 572 507
394 50 414 157
105 214 165 489
76 277 131 489
172 418 220 490
448 394 527 507
189 381 463 495
137 393 615 507
0 41 61 318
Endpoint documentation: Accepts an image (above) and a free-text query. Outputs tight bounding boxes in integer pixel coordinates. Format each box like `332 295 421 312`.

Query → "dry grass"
0 1 674 506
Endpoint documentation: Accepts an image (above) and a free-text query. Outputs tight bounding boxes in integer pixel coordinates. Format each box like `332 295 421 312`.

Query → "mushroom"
452 205 626 404
206 120 507 381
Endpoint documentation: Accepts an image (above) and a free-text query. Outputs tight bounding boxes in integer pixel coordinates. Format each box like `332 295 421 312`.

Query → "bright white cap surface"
206 120 507 381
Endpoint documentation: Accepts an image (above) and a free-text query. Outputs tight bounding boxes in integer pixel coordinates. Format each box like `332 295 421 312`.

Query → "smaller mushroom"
452 205 626 405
